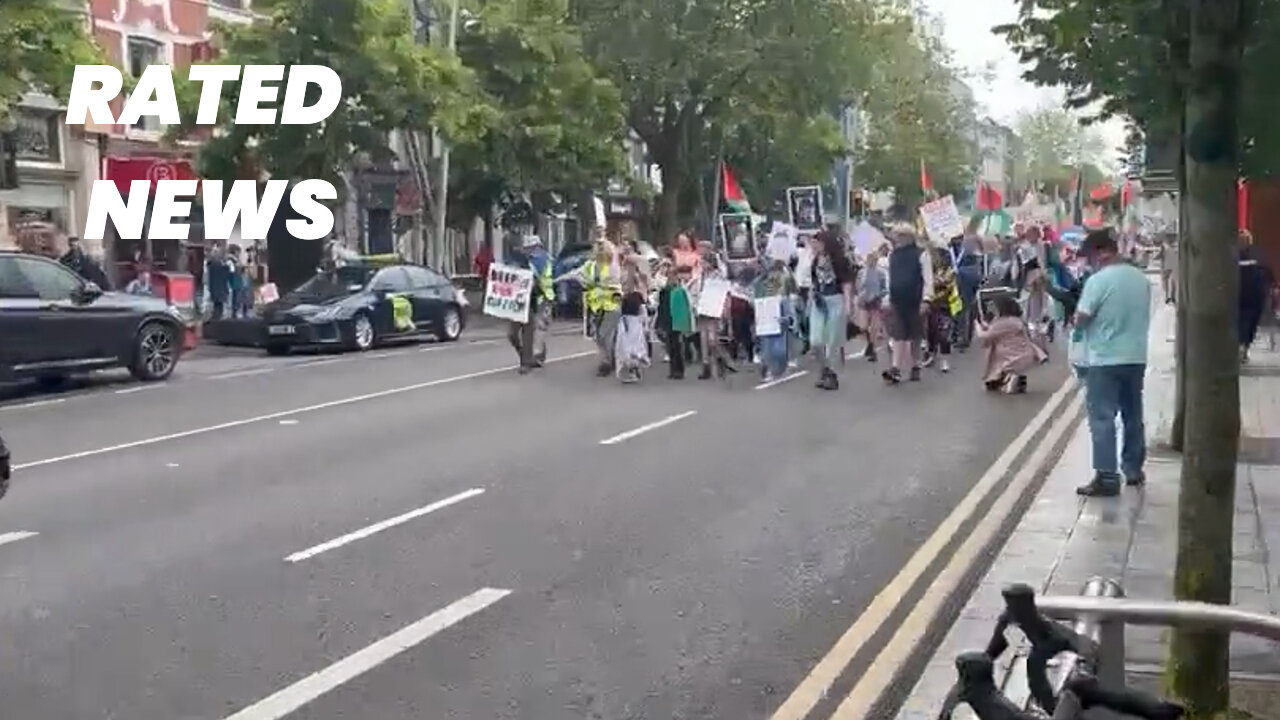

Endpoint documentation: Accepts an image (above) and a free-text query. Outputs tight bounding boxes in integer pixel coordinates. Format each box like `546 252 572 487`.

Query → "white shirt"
794 247 814 288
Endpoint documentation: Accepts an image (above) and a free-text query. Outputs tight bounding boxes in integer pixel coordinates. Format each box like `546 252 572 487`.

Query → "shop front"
100 155 201 284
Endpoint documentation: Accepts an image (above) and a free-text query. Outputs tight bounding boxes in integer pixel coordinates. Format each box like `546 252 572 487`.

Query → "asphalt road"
0 330 1066 719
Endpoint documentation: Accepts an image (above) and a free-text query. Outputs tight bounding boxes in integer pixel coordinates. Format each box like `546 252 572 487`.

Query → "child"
754 259 794 381
1021 267 1053 353
1046 269 1088 380
656 263 696 379
856 245 888 362
976 294 1046 394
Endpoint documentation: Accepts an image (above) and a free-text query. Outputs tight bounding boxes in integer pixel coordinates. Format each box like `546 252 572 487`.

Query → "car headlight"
312 306 343 321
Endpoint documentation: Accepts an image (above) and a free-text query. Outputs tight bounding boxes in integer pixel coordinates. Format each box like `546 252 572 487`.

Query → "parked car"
259 259 467 355
0 250 186 385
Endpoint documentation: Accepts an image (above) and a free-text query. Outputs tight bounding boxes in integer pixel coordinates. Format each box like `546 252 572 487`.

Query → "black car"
0 251 186 384
259 261 467 355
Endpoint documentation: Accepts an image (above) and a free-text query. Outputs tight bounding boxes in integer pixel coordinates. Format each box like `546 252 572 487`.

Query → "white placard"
849 220 888 257
767 222 798 261
919 195 966 245
696 277 732 318
482 263 534 323
753 295 783 336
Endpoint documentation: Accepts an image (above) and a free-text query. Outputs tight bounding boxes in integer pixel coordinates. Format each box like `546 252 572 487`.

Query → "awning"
103 156 198 194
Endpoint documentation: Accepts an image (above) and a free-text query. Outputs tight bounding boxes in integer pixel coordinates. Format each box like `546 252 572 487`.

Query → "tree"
855 8 977 209
1014 104 1108 191
173 0 494 229
448 0 626 231
0 0 103 120
997 2 1254 717
570 0 875 240
719 109 847 217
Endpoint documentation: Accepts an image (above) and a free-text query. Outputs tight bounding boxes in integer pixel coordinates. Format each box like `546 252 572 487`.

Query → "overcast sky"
921 0 1125 162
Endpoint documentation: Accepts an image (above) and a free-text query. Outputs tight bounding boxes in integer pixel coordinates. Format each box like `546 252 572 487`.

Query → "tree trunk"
1165 1 1245 717
656 161 684 244
1171 139 1188 451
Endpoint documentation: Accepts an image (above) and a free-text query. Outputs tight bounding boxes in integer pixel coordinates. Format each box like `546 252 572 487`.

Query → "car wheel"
345 312 376 351
130 321 179 381
265 344 291 357
436 306 462 342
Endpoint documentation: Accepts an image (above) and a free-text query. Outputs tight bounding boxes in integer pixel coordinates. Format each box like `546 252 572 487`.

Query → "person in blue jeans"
1074 230 1152 497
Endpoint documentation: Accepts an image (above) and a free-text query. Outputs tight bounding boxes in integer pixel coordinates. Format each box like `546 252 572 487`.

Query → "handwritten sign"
919 195 966 246
482 263 534 323
754 295 783 336
696 277 732 318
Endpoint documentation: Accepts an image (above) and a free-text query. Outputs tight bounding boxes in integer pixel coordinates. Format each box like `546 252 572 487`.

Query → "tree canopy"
0 0 103 120
448 0 627 229
1013 104 1109 193
855 7 978 208
173 0 492 199
569 0 876 239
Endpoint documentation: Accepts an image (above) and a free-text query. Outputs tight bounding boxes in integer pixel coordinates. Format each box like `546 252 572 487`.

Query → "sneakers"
816 368 839 390
882 367 902 385
940 359 950 373
1125 470 1146 487
1077 474 1121 497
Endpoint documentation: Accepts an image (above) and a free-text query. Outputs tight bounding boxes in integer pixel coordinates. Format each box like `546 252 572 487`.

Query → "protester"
1074 229 1152 497
558 239 621 376
856 244 888 362
975 294 1043 393
949 234 982 349
206 245 233 319
504 235 553 374
882 227 930 385
614 248 651 383
656 262 695 379
807 230 855 390
922 244 957 373
1238 229 1273 364
695 241 735 380
754 258 794 381
1158 233 1178 305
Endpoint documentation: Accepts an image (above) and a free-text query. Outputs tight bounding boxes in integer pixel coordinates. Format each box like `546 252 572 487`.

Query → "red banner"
103 156 198 194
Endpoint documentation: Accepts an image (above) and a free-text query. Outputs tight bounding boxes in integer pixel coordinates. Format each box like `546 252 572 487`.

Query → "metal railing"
937 577 1280 720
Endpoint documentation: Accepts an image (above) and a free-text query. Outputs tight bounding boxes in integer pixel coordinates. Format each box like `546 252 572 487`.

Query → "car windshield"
290 266 375 299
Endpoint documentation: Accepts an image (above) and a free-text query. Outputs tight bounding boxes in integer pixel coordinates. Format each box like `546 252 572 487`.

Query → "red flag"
976 182 1003 211
1238 179 1250 231
720 163 750 214
920 159 933 196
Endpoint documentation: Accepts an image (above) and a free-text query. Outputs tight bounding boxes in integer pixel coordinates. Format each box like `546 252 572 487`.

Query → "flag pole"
709 157 723 243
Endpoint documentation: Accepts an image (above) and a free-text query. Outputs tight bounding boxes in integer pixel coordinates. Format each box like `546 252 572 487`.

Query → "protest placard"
767 222 798 261
849 220 888 257
753 295 783 336
786 186 823 231
719 213 756 261
482 263 534 323
696 277 732 318
919 195 966 245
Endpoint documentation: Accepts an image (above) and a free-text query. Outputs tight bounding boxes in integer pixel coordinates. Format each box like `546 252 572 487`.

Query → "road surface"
0 333 1067 719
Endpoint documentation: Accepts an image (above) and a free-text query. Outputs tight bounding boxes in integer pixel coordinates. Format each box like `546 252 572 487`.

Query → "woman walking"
806 230 855 390
1238 230 1273 363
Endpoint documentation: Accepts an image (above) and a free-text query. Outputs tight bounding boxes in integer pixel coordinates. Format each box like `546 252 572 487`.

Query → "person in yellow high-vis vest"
557 239 621 376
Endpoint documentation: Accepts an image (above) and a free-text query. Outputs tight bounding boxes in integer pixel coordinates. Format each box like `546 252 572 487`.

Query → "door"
403 265 449 331
368 266 413 335
13 256 130 364
0 256 45 372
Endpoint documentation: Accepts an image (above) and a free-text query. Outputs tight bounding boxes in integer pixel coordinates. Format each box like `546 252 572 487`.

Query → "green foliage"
1014 104 1109 191
0 0 104 120
721 110 847 213
448 0 627 227
172 0 494 185
570 0 876 236
856 7 977 208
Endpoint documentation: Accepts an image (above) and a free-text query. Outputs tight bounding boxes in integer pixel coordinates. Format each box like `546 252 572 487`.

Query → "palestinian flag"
720 163 751 214
920 159 934 197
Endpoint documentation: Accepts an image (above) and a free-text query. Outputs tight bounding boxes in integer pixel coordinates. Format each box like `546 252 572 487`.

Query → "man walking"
506 234 553 374
1074 229 1152 497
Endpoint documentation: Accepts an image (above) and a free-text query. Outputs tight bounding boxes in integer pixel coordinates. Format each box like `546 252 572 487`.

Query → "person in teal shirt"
1074 229 1151 496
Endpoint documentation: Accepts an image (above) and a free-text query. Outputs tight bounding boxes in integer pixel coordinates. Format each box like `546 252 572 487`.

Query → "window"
126 38 165 132
0 258 36 298
370 267 410 292
14 257 82 301
12 111 60 164
404 266 444 288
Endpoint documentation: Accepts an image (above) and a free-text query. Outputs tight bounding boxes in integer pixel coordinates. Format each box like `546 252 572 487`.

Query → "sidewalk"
894 299 1280 719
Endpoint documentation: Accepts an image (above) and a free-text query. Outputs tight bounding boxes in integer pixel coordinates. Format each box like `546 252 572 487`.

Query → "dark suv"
0 251 186 384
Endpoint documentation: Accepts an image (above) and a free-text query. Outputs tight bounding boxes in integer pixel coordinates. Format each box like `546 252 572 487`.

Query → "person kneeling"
977 295 1046 394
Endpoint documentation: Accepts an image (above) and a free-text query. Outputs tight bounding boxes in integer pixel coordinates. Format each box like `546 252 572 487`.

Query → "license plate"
268 325 296 335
